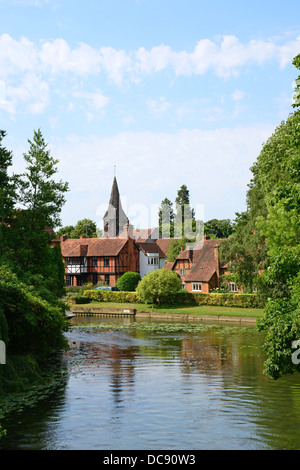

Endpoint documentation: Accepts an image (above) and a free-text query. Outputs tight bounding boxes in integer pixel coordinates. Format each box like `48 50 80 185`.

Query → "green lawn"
73 301 264 318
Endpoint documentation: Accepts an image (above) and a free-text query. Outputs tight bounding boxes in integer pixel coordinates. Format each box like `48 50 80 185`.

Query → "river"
1 315 300 450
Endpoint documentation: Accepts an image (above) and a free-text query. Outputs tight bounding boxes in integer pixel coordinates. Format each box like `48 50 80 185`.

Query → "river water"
1 316 300 450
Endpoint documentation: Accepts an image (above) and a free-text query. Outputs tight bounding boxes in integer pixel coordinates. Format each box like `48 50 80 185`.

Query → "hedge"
83 289 265 308
84 290 138 304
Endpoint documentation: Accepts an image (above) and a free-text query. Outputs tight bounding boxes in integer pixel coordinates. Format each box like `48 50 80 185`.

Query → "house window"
92 257 97 267
192 283 202 292
65 257 79 265
179 268 186 276
105 274 110 284
148 256 158 265
104 256 109 267
229 282 238 292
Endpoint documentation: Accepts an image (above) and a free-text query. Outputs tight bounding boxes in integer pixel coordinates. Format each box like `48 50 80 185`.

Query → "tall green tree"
17 129 69 229
158 198 174 237
9 129 69 294
174 185 195 238
0 129 69 401
0 130 15 262
255 56 300 378
221 54 300 379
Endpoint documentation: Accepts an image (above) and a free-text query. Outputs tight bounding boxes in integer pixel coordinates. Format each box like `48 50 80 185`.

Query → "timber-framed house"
61 225 140 287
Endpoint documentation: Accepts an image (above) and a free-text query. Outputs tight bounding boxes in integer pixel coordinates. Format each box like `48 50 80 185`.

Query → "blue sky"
0 0 300 231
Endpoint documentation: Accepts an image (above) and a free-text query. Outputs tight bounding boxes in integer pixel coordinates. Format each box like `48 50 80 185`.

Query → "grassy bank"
71 301 264 318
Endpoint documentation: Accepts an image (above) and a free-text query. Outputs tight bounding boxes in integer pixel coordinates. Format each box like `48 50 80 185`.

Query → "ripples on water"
2 317 300 450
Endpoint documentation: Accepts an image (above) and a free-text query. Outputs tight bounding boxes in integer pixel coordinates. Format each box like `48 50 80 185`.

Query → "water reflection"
1 317 300 450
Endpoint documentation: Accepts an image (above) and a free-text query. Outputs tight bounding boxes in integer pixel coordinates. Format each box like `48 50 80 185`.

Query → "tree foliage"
4 129 69 295
166 238 186 262
158 185 199 241
116 271 141 291
0 128 69 397
158 198 174 238
221 54 300 379
174 184 195 238
0 265 67 357
17 129 68 229
57 218 99 239
136 269 182 305
204 218 234 239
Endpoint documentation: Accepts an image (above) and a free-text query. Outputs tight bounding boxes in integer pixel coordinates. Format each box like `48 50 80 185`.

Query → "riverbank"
69 302 264 324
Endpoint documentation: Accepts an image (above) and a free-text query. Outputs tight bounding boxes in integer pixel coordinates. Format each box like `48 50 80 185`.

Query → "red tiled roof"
164 261 175 271
137 241 166 258
61 237 128 257
154 238 174 257
174 238 225 283
118 227 161 242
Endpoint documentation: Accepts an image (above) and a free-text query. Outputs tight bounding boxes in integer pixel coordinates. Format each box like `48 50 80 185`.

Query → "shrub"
74 294 90 304
136 269 182 305
116 272 141 291
0 265 67 357
84 290 138 303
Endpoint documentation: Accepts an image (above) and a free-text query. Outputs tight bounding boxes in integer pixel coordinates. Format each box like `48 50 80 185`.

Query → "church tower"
103 176 128 237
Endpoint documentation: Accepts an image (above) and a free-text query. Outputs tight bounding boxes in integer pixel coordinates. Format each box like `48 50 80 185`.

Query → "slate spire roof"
103 176 128 237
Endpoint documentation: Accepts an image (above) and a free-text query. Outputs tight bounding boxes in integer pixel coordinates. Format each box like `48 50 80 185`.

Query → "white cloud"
1 33 299 84
39 39 102 75
99 46 132 85
0 34 38 78
133 35 300 79
0 32 298 119
0 73 49 115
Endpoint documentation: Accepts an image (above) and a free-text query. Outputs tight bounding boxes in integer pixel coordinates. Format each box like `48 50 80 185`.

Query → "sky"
0 0 300 233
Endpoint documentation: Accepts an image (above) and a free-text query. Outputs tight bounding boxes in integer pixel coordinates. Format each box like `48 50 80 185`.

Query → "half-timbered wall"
64 238 140 287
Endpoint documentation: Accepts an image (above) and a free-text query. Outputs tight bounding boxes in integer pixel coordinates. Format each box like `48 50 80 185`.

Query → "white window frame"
192 282 202 292
229 282 238 292
179 268 186 276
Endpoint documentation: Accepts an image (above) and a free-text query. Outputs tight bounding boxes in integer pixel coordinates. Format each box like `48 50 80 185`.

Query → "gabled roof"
137 241 166 257
61 237 128 257
155 238 175 258
164 261 175 271
173 238 225 283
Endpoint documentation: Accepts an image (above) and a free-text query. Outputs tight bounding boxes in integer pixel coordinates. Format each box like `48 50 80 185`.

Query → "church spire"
103 175 128 237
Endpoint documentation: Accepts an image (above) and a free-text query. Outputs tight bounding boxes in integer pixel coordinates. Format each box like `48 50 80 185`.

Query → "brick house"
61 222 140 287
171 235 230 293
